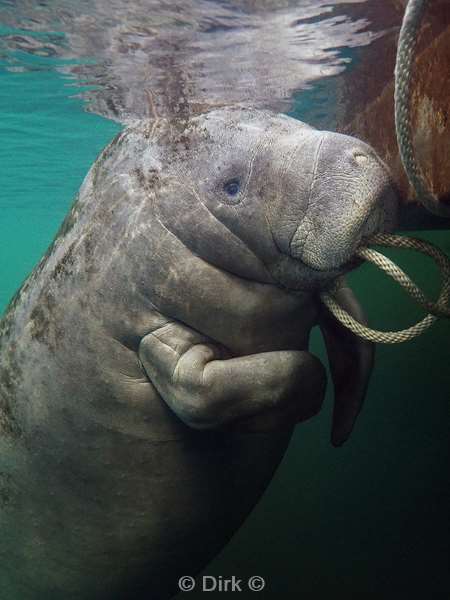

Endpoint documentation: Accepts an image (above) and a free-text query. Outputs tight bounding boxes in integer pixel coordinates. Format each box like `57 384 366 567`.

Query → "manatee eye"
223 179 240 197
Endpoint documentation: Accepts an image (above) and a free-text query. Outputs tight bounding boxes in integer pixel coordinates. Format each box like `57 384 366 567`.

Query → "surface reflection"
0 0 386 122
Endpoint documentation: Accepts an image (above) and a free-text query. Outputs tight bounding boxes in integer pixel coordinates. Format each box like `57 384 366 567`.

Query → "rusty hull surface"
336 0 450 227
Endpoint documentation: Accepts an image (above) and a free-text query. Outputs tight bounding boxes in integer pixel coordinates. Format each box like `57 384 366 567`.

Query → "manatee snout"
279 132 397 274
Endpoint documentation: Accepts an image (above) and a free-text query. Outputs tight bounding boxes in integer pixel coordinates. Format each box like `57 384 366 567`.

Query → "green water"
1 53 449 600
0 61 121 309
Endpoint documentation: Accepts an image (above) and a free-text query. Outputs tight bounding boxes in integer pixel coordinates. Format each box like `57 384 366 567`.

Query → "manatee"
0 108 396 599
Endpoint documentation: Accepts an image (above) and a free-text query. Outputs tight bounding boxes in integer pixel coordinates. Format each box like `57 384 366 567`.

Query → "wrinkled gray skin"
0 108 396 599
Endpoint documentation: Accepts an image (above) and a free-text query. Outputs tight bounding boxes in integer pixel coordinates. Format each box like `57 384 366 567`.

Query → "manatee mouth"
270 203 387 292
269 253 352 293
292 203 386 274
304 254 363 275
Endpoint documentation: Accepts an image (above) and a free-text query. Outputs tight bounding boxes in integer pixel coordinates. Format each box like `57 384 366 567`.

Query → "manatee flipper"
318 282 375 447
139 320 326 431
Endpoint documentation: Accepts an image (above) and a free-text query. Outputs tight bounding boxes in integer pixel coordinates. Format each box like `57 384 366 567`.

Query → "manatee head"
71 105 397 338
133 107 398 291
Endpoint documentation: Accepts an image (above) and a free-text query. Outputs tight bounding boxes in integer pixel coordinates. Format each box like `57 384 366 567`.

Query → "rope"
320 233 450 344
395 0 450 217
357 237 450 319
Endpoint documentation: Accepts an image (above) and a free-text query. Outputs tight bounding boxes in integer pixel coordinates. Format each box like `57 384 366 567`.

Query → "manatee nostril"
352 152 369 166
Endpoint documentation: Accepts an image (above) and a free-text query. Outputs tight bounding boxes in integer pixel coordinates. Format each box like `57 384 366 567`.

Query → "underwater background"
1 1 449 598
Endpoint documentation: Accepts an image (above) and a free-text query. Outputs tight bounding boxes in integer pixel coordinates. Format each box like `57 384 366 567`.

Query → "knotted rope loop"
320 233 450 344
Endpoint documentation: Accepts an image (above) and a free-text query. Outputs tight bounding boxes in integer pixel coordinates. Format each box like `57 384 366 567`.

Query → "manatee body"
0 108 396 599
